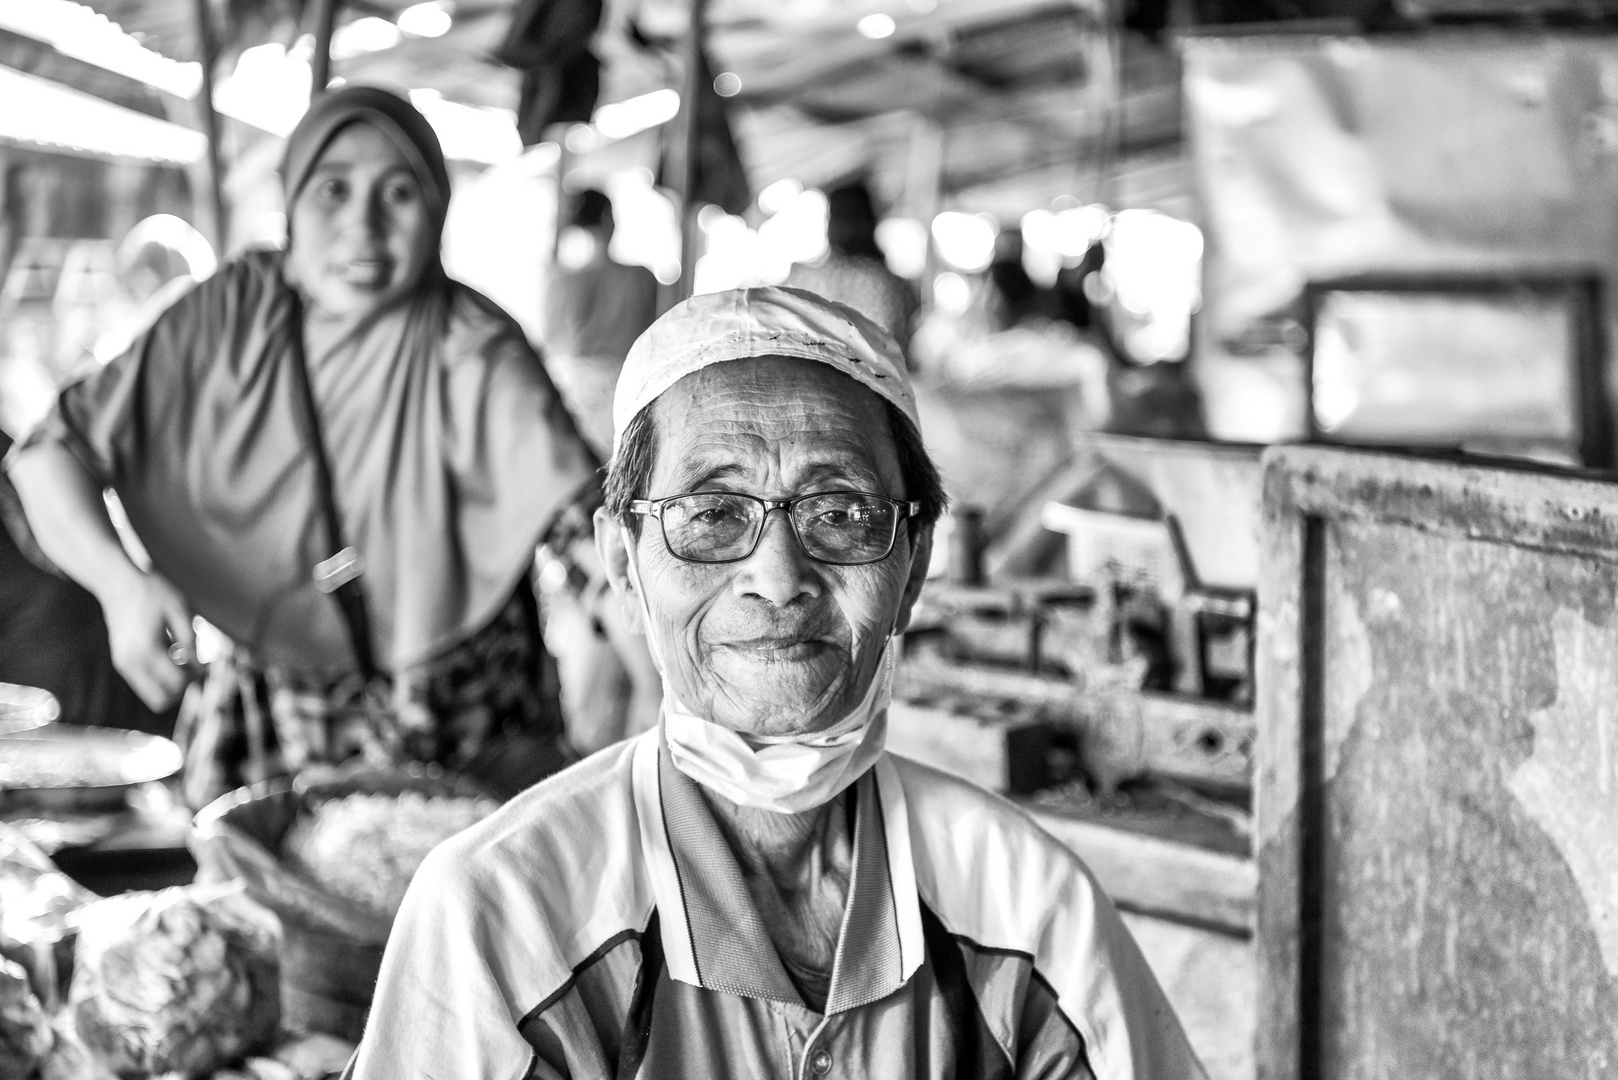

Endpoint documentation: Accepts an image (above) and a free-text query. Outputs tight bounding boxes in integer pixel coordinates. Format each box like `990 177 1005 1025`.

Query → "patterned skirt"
175 579 571 808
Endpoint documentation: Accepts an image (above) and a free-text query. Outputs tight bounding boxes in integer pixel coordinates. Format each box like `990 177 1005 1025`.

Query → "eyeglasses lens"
793 492 896 563
661 493 758 561
660 493 898 564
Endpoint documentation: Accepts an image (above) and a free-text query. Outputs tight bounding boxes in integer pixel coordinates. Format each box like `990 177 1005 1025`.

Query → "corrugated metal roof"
0 63 205 163
67 0 1184 209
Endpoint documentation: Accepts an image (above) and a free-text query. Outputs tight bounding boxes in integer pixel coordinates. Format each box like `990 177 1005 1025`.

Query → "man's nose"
733 510 820 607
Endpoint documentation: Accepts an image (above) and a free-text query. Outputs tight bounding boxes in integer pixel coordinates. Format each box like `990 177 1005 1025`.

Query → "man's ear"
593 506 645 634
891 522 934 636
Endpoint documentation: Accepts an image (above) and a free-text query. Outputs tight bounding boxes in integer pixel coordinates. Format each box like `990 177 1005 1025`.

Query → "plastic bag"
36 1014 114 1080
66 882 280 1079
0 823 100 1012
0 954 52 1078
0 824 99 943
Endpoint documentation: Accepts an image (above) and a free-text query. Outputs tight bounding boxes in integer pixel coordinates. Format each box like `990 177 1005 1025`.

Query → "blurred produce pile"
190 771 499 1043
0 822 364 1080
67 887 279 1078
281 793 495 920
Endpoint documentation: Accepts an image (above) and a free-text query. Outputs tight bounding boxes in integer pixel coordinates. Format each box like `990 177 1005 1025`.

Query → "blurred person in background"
539 186 664 756
541 188 660 459
6 86 600 807
910 234 1111 429
1060 240 1205 439
787 179 918 359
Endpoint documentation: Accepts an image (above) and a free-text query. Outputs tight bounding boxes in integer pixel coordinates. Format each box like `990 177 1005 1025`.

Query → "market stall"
0 0 1221 1073
6 0 1614 1075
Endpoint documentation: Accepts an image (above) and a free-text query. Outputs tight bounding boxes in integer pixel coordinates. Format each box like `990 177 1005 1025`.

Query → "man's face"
611 357 932 738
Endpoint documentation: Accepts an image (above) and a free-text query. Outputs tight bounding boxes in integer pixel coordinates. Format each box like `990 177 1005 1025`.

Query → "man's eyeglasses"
628 491 919 565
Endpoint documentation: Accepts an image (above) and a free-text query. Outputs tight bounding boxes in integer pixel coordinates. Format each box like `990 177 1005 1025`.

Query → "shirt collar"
631 729 923 1012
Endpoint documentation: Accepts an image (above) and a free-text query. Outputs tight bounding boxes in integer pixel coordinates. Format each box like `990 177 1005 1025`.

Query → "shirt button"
810 1049 833 1075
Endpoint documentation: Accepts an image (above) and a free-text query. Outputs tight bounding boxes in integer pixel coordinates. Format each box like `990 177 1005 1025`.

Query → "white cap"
611 286 917 458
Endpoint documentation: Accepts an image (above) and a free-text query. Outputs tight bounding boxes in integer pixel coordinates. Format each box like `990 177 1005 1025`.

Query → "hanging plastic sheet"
1183 33 1618 445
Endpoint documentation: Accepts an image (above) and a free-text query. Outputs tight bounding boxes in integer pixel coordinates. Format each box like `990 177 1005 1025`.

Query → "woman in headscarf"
6 87 601 805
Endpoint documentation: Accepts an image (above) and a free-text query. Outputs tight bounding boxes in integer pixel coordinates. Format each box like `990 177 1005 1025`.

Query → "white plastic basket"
1039 502 1185 598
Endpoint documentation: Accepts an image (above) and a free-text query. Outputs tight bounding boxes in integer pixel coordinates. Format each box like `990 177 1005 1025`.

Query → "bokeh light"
931 212 998 273
932 272 972 314
397 1 453 38
1101 209 1203 363
758 177 805 215
857 13 898 38
331 16 402 58
604 169 682 285
593 89 681 140
875 217 928 279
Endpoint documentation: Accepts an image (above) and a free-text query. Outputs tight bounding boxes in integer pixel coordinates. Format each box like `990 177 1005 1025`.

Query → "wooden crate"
1257 445 1618 1080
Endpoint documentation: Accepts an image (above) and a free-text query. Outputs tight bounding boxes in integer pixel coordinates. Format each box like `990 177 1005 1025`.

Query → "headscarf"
281 86 452 242
31 89 599 676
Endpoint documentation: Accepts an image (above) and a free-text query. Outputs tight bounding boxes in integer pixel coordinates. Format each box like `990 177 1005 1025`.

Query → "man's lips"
717 638 835 662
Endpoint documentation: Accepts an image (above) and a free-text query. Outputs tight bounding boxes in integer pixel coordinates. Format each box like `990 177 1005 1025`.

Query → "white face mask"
621 526 896 815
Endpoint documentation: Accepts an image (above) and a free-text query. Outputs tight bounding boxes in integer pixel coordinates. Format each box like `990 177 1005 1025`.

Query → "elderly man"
349 288 1205 1080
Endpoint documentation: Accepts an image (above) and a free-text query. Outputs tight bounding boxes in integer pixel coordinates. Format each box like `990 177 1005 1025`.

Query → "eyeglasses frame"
627 490 921 566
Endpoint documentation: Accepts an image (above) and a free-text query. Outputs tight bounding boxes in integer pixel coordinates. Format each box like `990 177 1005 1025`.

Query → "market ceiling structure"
66 0 1186 218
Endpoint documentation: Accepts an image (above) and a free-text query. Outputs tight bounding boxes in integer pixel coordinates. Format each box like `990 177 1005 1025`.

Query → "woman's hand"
9 443 200 711
101 571 197 710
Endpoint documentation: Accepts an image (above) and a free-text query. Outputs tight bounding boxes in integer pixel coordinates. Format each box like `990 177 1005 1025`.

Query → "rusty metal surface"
1257 444 1618 1080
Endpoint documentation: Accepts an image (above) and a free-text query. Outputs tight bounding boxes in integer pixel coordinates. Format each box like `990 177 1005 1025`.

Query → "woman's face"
287 122 435 319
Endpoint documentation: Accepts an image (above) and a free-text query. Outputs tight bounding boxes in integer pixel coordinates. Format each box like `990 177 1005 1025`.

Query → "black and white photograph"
1 0 1614 1076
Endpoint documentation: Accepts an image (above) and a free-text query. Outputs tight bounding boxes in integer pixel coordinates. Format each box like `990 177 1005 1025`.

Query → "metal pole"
190 0 227 254
673 0 709 304
309 0 340 97
553 138 571 262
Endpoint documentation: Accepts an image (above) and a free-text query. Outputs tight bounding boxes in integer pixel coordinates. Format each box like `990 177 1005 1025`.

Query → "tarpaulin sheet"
1184 33 1618 445
1186 31 1618 336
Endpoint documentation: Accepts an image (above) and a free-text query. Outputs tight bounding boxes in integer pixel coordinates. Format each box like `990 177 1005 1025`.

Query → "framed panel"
1257 444 1618 1079
1302 273 1610 469
992 434 1265 591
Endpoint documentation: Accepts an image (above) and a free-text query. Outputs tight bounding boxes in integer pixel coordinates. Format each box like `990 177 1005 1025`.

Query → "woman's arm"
8 442 195 709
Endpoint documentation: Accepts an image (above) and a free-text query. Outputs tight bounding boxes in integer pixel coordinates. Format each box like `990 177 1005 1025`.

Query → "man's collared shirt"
349 730 1207 1080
